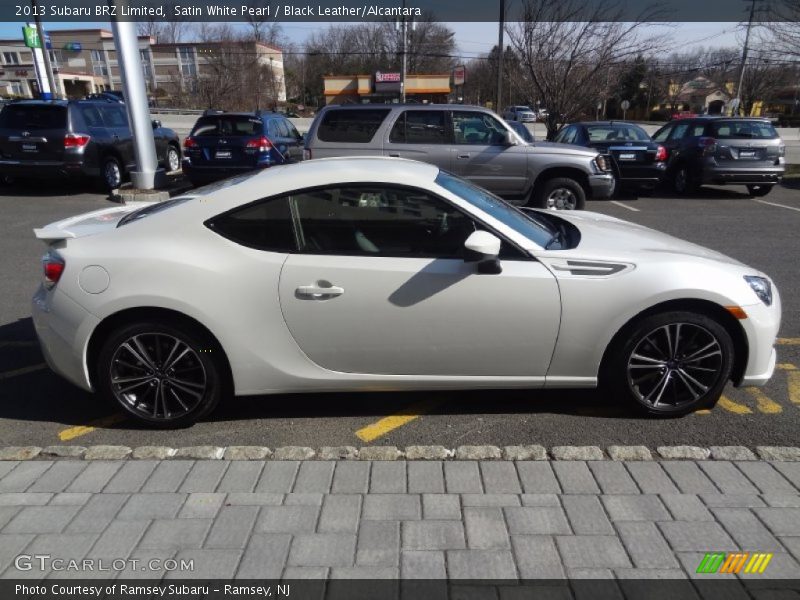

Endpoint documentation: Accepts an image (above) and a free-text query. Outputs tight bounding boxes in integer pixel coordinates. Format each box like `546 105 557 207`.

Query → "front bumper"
736 286 782 387
32 286 97 392
588 173 615 199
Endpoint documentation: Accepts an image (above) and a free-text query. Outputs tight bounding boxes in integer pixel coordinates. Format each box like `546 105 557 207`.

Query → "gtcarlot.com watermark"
14 554 194 573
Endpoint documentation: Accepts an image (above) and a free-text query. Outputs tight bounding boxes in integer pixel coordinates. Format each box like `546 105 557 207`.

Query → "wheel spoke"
675 368 708 400
644 371 671 406
169 387 190 411
112 374 152 385
630 353 667 366
131 336 158 370
115 378 152 395
165 347 191 372
162 339 181 372
167 376 205 390
682 340 720 362
168 379 203 400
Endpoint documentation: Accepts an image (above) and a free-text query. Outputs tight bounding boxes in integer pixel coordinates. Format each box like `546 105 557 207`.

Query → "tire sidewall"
167 146 180 172
101 156 122 191
605 311 734 416
96 321 223 428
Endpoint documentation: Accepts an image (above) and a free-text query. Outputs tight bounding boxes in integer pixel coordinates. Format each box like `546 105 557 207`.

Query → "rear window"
317 109 390 143
191 115 263 137
0 105 66 130
586 124 650 142
710 121 778 139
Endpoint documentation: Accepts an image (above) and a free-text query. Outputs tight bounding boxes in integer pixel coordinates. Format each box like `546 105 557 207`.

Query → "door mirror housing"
464 230 503 274
151 120 161 129
501 130 516 146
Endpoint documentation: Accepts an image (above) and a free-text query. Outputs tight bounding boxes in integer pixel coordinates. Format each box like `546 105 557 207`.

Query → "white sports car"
32 157 780 427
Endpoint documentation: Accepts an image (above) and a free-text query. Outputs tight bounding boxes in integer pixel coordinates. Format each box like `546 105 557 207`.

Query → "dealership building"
323 71 452 104
0 28 286 102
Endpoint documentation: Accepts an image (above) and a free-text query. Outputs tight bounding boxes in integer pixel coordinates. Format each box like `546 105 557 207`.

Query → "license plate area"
618 152 637 160
215 150 232 159
21 143 38 152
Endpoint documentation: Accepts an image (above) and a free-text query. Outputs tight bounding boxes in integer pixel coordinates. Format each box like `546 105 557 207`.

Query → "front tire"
166 145 181 173
531 177 586 210
603 311 734 417
101 156 123 191
96 321 225 428
747 184 773 197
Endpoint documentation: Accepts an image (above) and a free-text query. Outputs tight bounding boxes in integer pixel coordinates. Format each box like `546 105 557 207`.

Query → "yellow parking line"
717 395 752 415
788 370 800 406
355 400 443 443
777 338 800 346
745 387 783 414
0 363 47 380
58 414 126 441
777 363 798 370
695 409 711 415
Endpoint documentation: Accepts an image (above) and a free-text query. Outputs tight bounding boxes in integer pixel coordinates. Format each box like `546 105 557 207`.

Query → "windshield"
586 124 650 142
435 171 555 248
710 120 778 139
191 115 263 137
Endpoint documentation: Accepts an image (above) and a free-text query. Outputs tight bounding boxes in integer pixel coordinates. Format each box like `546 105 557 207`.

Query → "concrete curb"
1 445 800 461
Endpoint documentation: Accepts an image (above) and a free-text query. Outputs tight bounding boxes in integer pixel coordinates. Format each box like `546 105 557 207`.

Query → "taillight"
245 136 272 153
655 145 668 162
42 253 65 290
303 148 312 160
183 137 197 149
64 133 90 148
698 137 717 155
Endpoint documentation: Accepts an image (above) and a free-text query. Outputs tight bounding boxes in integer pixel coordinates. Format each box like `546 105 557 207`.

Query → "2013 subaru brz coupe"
32 157 781 427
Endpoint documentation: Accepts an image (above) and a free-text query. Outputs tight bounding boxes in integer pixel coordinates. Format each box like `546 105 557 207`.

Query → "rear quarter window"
207 197 296 252
0 105 66 130
316 109 390 143
710 121 778 139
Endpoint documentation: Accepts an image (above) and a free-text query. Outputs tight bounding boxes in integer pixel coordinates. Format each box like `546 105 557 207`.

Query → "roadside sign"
620 100 630 110
453 65 466 86
22 26 40 49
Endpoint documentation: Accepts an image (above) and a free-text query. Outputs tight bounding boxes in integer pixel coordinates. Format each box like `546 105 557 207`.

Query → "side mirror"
151 120 161 129
464 230 502 274
500 130 516 146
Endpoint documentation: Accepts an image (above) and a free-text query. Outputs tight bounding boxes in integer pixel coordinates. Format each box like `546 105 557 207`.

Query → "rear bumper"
588 173 615 199
617 163 666 189
701 167 784 186
182 160 268 183
0 159 89 179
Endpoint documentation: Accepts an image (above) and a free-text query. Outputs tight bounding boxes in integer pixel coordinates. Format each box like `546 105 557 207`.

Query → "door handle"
388 153 400 157
457 154 470 159
296 283 344 299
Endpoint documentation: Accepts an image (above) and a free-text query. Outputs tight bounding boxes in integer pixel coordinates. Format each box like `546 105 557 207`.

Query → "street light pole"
496 0 504 111
734 0 759 116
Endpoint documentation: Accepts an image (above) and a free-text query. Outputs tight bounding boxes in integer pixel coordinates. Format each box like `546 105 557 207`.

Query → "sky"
0 21 743 55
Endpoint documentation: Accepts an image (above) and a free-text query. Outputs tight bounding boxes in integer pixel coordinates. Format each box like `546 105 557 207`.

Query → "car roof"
577 121 645 127
320 104 492 113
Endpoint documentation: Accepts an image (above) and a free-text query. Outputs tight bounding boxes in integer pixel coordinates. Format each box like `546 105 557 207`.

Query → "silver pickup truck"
303 104 615 210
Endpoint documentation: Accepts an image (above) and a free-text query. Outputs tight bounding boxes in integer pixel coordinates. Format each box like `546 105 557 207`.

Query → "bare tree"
137 3 189 43
769 0 800 59
507 0 666 139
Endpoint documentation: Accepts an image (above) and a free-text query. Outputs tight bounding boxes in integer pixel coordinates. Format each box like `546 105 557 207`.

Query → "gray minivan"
303 104 615 210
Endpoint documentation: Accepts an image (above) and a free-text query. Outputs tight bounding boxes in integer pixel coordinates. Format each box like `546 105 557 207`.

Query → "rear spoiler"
33 203 154 243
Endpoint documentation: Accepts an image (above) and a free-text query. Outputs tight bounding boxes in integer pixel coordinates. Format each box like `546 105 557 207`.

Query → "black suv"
182 110 304 187
0 100 181 190
652 117 784 197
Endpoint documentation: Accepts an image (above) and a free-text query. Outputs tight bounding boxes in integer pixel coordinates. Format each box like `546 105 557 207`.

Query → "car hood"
530 141 598 157
540 210 746 267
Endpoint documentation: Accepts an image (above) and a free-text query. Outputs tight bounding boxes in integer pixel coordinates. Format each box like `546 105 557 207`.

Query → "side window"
389 110 448 144
651 126 671 142
557 126 577 144
291 185 476 258
669 123 690 140
691 124 706 137
317 109 390 143
452 111 507 145
266 120 282 139
284 119 301 140
79 106 103 128
208 197 296 252
100 105 128 128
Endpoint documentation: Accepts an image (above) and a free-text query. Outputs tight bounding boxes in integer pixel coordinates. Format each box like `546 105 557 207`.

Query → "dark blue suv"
182 110 304 187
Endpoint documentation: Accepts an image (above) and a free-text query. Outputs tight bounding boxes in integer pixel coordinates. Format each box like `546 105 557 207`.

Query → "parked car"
32 157 780 426
652 117 785 196
502 106 537 123
304 104 614 210
0 99 181 190
505 120 535 144
85 90 125 103
553 121 667 194
182 110 304 187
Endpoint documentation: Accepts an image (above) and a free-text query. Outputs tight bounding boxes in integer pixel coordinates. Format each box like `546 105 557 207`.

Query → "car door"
281 118 305 162
98 104 135 170
450 110 528 197
277 183 561 378
383 109 453 171
76 104 113 172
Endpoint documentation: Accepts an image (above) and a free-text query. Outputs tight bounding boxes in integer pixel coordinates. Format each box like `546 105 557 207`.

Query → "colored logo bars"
696 552 773 574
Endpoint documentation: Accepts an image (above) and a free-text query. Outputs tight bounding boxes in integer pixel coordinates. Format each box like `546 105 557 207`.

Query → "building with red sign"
323 72 451 104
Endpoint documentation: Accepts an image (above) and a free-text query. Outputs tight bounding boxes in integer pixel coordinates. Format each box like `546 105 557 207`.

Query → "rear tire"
100 156 123 191
672 165 698 195
602 311 734 417
531 177 586 210
747 184 773 197
96 320 226 428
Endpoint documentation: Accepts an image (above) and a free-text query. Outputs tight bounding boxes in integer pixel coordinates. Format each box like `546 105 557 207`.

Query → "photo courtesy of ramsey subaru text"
32 158 780 427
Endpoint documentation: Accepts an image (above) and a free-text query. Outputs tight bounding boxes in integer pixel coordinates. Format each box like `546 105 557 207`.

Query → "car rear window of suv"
191 115 263 137
710 121 778 139
317 109 390 143
0 105 66 129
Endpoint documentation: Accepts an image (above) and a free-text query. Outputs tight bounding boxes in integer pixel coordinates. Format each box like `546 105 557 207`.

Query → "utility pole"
496 0 504 111
734 0 759 116
31 0 57 99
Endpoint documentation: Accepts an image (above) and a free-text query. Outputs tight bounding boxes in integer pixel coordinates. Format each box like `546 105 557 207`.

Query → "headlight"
594 155 610 172
744 275 772 306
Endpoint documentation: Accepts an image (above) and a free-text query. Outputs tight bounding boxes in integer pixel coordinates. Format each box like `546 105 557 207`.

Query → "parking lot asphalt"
0 179 798 450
